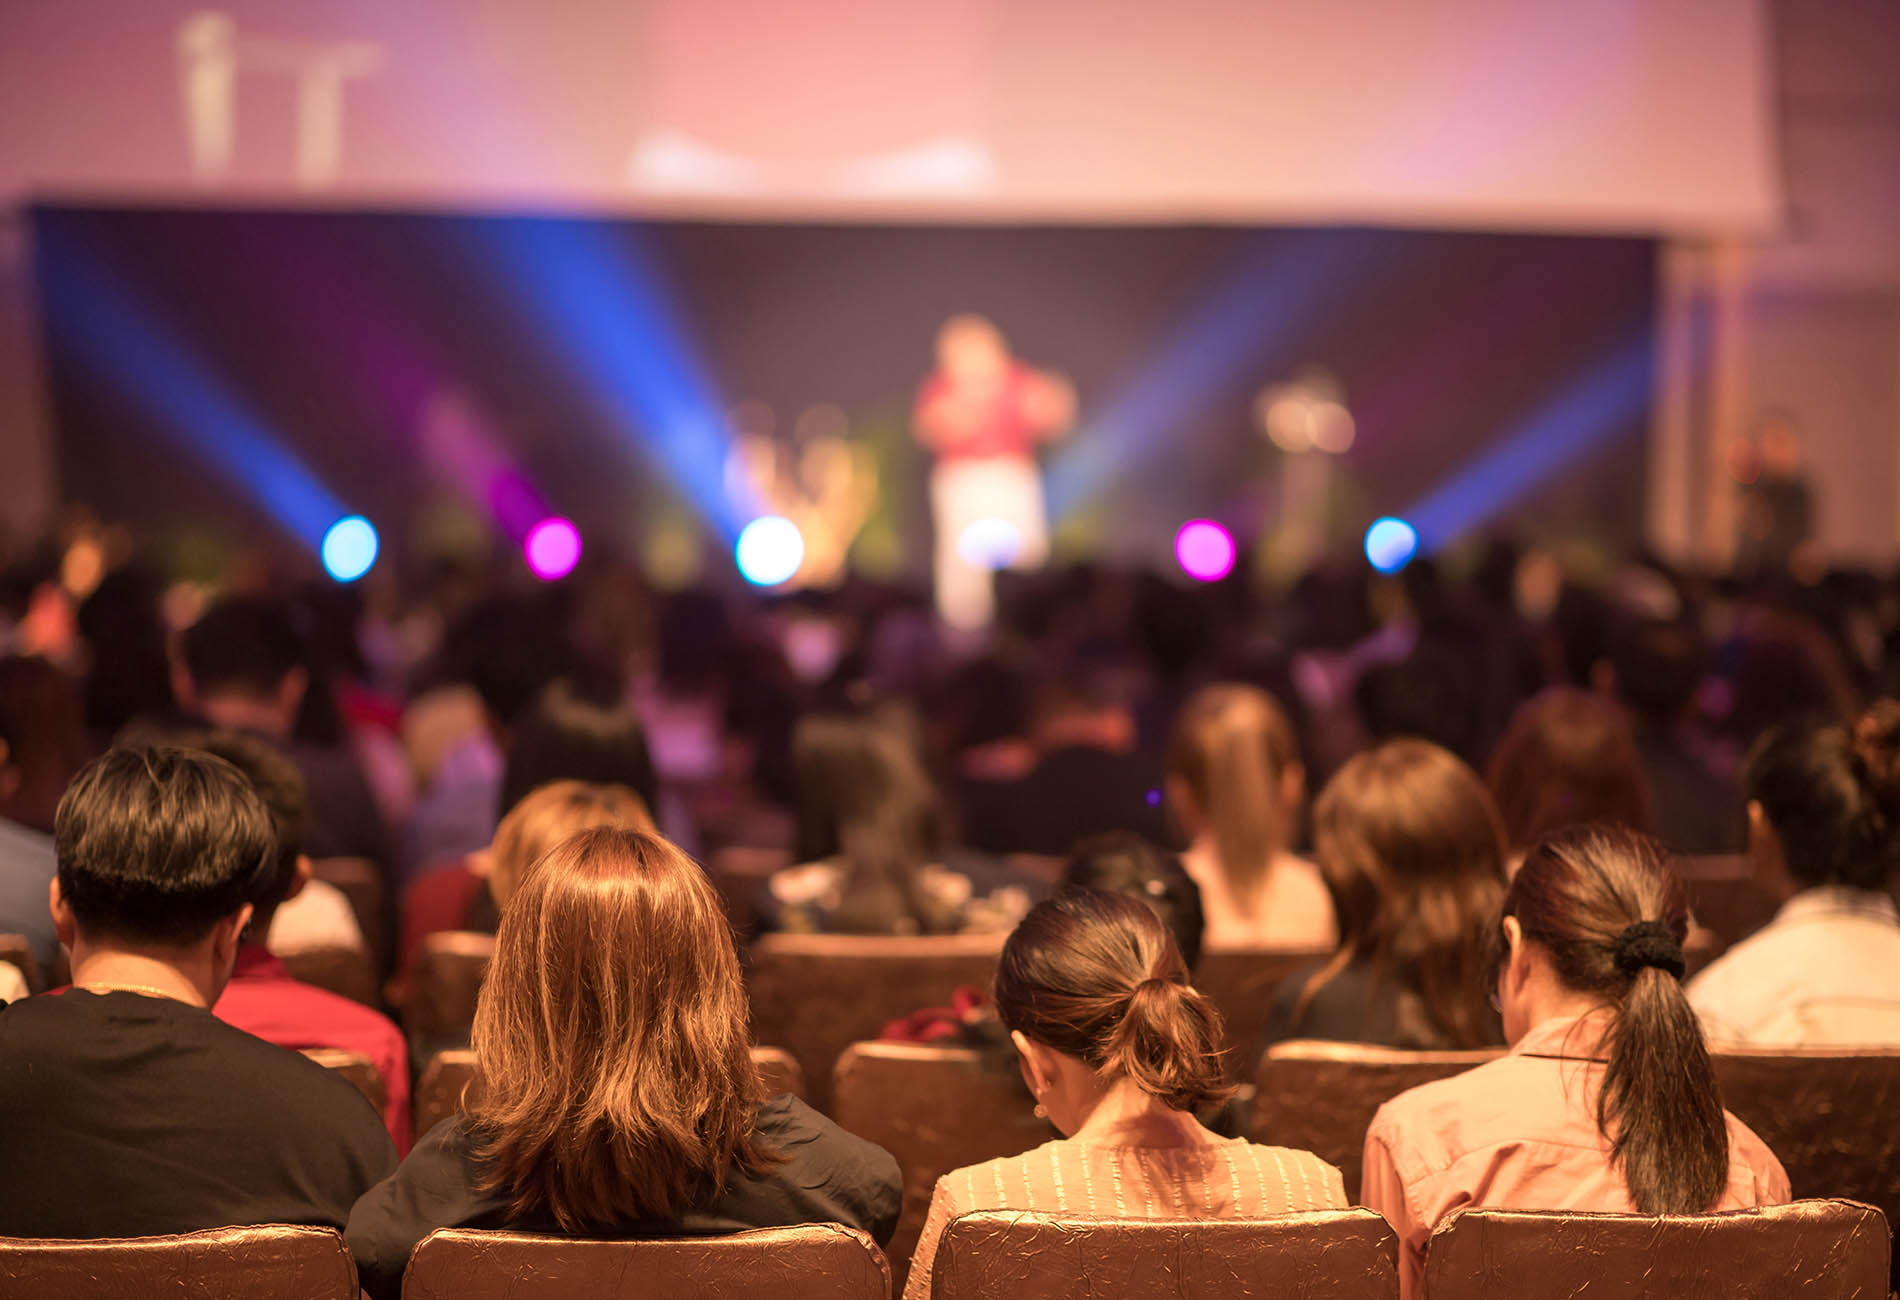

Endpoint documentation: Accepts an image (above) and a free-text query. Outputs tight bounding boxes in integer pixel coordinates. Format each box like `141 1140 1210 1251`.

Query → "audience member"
346 828 900 1299
1265 739 1507 1050
1062 831 1205 974
1362 825 1789 1300
185 730 413 1149
1486 687 1653 861
0 656 87 980
1688 700 1900 1044
903 889 1345 1300
1165 683 1335 949
0 747 395 1237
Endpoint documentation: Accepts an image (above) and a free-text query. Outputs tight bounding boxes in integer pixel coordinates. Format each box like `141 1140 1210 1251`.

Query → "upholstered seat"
306 856 388 967
1671 854 1780 954
402 931 495 1045
832 1041 1052 1294
1190 947 1335 1081
400 1222 890 1300
0 932 39 993
0 1224 359 1299
1253 1041 1500 1198
301 1046 388 1117
747 932 1004 1112
928 1208 1399 1299
278 944 380 1008
1421 1200 1891 1299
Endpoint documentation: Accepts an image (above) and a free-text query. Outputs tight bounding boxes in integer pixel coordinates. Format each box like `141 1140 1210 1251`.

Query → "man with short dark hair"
0 746 395 1237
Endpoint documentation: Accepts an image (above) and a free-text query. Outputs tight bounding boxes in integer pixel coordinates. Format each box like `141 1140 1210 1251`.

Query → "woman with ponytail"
1165 684 1337 948
1362 825 1788 1300
1688 699 1900 1045
903 889 1344 1299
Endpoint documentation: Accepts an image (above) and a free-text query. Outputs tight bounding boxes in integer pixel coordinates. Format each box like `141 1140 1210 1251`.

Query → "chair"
413 1045 809 1143
302 1047 389 1118
0 1224 359 1299
0 933 39 993
307 856 388 966
403 931 495 1046
1713 1047 1900 1278
1672 854 1780 955
747 932 1004 1112
1192 947 1335 1081
1253 1041 1500 1198
1421 1200 1891 1299
832 1042 1053 1294
278 944 380 1008
401 1223 890 1300
929 1208 1399 1299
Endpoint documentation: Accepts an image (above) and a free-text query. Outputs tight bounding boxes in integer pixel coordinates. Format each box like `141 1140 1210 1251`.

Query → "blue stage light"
735 516 804 587
321 516 379 582
1365 517 1418 573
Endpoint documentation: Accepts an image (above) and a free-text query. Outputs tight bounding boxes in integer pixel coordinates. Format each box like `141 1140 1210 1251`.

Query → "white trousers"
929 454 1049 629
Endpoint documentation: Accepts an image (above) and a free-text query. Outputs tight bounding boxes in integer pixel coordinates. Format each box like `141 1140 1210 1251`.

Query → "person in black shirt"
0 746 396 1237
346 827 899 1299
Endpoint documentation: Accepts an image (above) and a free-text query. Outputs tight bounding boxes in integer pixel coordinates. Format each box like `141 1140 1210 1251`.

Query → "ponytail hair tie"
1612 920 1685 981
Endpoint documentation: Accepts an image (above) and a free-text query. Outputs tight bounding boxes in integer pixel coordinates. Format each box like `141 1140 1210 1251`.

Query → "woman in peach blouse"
904 889 1344 1299
1362 826 1789 1299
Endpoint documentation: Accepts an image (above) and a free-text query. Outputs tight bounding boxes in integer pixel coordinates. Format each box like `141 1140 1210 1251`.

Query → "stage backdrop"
31 206 1655 584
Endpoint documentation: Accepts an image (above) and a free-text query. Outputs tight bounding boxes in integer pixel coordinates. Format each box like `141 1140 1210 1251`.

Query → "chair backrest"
1192 947 1335 1081
1712 1047 1900 1275
0 1224 359 1299
1422 1200 1892 1300
748 932 1004 1112
302 1047 389 1117
404 931 495 1045
1671 854 1780 954
831 1042 1052 1294
401 1223 890 1300
0 933 38 994
413 1045 809 1143
929 1208 1398 1300
278 944 380 1008
307 856 388 966
1253 1041 1500 1199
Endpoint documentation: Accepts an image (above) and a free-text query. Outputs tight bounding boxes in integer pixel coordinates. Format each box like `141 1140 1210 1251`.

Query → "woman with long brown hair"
1265 739 1507 1050
346 828 900 1298
1486 687 1653 860
1165 683 1336 948
1362 825 1788 1300
902 889 1344 1299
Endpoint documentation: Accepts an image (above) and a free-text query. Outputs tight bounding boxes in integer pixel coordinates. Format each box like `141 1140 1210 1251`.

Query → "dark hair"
1063 832 1206 973
0 655 90 832
1502 825 1728 1214
448 595 578 730
994 889 1232 1112
1745 699 1900 892
180 596 304 697
55 746 274 946
1608 616 1708 724
1486 688 1653 849
791 704 952 935
175 729 308 925
1303 740 1507 1049
501 680 659 820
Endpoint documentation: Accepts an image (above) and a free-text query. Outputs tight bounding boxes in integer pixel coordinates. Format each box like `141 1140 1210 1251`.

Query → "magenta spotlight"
1174 520 1235 583
524 517 582 581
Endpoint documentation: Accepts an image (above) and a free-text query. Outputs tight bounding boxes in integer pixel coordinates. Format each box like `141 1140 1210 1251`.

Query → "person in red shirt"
188 730 412 1151
913 314 1074 629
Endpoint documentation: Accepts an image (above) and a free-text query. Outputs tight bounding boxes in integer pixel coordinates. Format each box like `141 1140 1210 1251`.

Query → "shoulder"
1721 1109 1791 1198
756 1094 899 1177
1231 1142 1348 1206
1366 1054 1514 1168
933 1145 1047 1210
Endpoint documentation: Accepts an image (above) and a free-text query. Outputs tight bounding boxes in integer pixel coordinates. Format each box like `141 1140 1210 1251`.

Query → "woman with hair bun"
1688 700 1900 1045
1363 826 1788 1300
902 889 1344 1300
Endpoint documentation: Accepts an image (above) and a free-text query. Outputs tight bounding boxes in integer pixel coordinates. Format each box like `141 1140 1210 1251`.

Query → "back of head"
163 728 307 928
1504 825 1726 1213
1486 688 1653 849
55 745 273 947
1607 616 1708 725
472 827 769 1231
489 780 655 909
1745 699 1900 892
180 596 302 698
500 679 659 820
1309 739 1506 1048
1062 831 1206 974
994 889 1232 1112
1166 683 1301 910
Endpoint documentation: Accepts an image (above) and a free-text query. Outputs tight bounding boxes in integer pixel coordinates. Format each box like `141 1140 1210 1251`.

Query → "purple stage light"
524 517 583 581
1174 519 1235 582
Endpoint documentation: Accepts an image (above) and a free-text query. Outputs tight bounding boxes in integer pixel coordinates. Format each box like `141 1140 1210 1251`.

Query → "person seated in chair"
0 746 396 1237
346 828 900 1300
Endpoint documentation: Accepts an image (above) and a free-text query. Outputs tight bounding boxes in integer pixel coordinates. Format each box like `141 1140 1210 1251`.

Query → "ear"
278 666 309 719
48 877 77 951
1164 775 1198 827
1502 915 1531 995
285 855 312 902
1010 1029 1057 1098
213 903 254 966
1746 801 1793 896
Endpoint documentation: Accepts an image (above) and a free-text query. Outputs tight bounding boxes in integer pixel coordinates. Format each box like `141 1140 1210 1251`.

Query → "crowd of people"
1 531 1898 1296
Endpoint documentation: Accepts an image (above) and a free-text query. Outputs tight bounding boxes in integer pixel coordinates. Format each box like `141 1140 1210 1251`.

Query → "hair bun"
1851 701 1900 809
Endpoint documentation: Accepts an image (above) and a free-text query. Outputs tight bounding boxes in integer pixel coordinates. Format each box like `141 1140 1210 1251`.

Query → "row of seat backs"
0 1201 1886 1299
